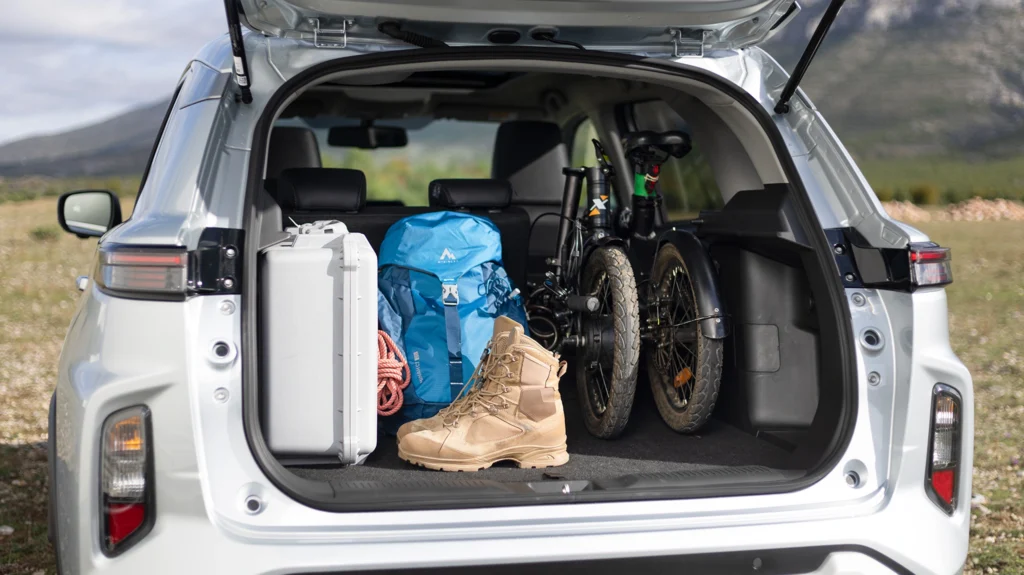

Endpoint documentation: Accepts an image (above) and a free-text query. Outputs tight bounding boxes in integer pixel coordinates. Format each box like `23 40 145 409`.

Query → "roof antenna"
222 0 254 104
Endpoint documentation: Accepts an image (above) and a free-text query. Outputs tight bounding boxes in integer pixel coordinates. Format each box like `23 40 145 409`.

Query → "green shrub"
874 187 894 202
891 188 910 202
30 225 59 242
942 188 971 205
909 184 941 205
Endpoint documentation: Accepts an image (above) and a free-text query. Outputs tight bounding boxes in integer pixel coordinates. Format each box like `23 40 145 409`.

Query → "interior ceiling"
280 70 665 124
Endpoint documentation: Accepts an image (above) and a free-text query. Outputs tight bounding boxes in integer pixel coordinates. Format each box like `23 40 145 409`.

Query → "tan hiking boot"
394 323 506 443
398 316 569 472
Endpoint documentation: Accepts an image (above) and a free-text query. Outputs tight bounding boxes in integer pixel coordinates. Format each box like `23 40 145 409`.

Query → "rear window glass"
276 118 498 206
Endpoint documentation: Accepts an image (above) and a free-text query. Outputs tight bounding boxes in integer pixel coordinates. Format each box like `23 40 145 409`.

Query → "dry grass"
0 199 108 574
0 198 1021 573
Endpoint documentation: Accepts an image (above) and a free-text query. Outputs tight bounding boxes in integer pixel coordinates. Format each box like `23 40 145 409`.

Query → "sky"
0 0 226 145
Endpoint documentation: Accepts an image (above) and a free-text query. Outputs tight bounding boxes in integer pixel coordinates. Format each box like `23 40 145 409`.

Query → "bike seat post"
554 167 586 281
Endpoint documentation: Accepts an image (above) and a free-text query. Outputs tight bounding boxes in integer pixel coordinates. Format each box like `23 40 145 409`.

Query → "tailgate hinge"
671 29 706 58
188 228 245 295
309 18 353 49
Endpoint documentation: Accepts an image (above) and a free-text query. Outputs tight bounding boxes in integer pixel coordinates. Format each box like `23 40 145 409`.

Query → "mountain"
0 101 168 177
1 1 1022 177
765 0 1024 158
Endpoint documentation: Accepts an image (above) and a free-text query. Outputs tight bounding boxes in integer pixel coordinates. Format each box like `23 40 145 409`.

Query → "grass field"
1 198 1022 573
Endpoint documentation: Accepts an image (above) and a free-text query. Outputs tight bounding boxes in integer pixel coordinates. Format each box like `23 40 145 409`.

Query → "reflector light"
97 247 188 295
930 469 955 507
926 385 961 514
909 243 953 288
101 406 152 555
106 503 146 546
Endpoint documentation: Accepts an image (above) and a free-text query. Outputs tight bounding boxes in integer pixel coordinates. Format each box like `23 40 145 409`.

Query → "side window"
631 101 723 218
132 73 189 214
570 118 599 168
569 117 616 207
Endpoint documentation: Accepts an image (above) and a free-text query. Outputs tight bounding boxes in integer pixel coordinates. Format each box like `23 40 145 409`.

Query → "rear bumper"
63 482 965 575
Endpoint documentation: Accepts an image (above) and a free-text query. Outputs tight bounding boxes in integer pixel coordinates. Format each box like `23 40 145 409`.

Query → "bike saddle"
622 131 692 164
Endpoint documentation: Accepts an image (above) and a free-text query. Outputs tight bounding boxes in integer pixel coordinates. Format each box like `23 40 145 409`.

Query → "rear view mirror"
328 125 408 149
58 190 122 238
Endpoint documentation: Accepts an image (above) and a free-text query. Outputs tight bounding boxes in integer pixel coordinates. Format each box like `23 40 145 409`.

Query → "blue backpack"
377 212 528 427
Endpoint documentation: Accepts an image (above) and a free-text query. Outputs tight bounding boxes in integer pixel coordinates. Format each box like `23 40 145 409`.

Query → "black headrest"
266 127 321 180
429 179 512 209
491 121 564 181
277 168 366 212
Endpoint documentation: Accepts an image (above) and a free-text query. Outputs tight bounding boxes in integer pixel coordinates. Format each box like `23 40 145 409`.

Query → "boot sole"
398 444 570 472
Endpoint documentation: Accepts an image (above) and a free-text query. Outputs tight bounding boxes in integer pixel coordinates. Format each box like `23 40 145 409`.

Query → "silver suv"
49 0 973 573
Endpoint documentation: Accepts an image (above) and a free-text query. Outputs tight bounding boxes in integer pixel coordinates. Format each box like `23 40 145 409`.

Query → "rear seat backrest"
266 127 322 180
276 168 424 258
491 121 570 281
428 179 530 289
277 168 366 214
275 169 531 289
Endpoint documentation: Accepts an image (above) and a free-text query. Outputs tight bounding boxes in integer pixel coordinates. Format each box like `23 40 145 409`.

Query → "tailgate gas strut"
223 0 254 104
774 0 847 114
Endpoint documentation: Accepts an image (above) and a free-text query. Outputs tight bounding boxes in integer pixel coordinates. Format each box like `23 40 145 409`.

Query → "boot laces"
440 349 517 427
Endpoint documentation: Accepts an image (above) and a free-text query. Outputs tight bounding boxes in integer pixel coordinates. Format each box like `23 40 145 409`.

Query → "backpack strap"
441 282 463 398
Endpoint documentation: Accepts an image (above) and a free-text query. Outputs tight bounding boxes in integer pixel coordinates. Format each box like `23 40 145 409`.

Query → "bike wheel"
576 245 640 439
647 244 723 433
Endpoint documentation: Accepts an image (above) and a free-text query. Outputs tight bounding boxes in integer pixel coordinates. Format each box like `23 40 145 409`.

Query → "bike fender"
583 235 628 262
657 229 729 339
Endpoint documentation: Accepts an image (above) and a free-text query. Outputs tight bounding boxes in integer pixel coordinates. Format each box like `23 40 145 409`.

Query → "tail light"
95 247 188 296
909 243 953 288
926 385 962 514
89 229 243 300
826 229 953 292
101 406 154 555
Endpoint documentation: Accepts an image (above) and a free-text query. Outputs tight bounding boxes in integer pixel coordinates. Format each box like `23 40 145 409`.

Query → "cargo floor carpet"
290 382 794 485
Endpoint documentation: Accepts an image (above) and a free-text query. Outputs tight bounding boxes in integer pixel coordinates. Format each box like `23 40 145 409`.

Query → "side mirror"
57 190 122 239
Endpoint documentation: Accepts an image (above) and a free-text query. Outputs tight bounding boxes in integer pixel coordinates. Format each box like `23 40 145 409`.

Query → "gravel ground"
1 197 1022 573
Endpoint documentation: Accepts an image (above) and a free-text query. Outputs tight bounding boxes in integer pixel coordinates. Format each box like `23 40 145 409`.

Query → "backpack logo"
439 248 457 262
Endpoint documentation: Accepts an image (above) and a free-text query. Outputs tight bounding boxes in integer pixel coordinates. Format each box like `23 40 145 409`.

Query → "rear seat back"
276 170 529 288
491 121 570 281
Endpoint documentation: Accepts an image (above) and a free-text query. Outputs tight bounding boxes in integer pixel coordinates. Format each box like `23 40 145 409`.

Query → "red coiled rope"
377 331 410 416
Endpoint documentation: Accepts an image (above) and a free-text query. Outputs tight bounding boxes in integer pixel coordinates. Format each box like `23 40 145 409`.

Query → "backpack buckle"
442 283 459 306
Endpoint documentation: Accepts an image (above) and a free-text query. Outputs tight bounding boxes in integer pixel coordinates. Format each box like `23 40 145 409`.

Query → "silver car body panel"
56 33 972 574
237 0 799 53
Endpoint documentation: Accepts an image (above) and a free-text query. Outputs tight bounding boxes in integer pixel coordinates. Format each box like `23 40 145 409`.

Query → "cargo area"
244 57 854 509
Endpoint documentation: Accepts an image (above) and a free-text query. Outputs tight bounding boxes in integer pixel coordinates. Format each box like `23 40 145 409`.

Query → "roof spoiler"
774 0 848 115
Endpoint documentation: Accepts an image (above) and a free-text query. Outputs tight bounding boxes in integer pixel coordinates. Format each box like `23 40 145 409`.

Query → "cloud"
0 0 226 144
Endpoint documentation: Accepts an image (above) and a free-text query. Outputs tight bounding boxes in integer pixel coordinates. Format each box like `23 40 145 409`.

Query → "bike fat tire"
576 245 641 439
